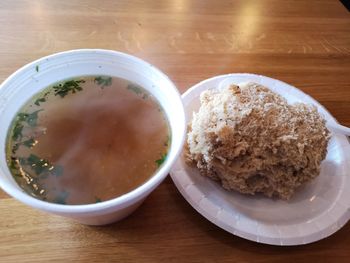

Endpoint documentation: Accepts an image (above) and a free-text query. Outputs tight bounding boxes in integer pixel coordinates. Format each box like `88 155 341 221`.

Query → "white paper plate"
170 73 350 246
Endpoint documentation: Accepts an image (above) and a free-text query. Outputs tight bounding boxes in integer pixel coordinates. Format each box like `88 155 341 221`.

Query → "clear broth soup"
6 76 170 205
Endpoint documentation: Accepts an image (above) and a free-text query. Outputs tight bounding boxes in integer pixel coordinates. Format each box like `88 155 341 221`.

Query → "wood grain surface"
0 0 350 262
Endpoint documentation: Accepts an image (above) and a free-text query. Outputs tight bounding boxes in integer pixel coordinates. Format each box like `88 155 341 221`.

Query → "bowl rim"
0 49 186 214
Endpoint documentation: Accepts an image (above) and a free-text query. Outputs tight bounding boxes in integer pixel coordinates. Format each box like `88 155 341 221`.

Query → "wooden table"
1 0 350 262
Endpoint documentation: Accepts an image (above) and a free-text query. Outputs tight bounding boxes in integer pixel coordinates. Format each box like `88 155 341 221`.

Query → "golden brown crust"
186 82 330 200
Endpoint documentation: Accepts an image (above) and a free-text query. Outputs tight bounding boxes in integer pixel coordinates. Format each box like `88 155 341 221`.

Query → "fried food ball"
186 82 329 200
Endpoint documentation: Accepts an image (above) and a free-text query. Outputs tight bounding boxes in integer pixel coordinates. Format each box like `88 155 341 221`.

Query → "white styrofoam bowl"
0 49 186 225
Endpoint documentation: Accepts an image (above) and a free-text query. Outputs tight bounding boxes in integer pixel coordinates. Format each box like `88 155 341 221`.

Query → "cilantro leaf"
53 79 85 98
12 123 24 141
95 76 112 88
17 113 29 122
8 157 18 170
22 138 37 148
127 84 143 95
156 153 167 167
26 154 51 175
26 110 43 127
34 97 46 106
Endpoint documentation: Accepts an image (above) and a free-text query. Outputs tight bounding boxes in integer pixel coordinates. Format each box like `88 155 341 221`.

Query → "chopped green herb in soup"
6 76 170 205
